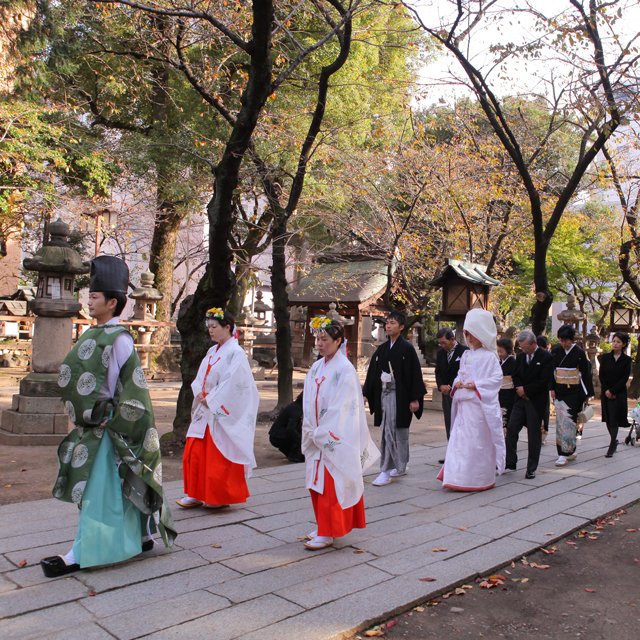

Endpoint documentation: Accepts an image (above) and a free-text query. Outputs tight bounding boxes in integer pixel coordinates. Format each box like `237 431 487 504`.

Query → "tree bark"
270 208 293 409
170 0 274 443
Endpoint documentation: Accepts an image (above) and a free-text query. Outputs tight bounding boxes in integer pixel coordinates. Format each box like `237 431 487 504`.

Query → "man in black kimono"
551 324 594 466
435 327 468 462
505 330 554 479
363 311 426 486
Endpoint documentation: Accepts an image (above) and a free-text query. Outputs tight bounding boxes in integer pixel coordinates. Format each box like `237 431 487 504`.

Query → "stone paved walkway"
2 424 640 640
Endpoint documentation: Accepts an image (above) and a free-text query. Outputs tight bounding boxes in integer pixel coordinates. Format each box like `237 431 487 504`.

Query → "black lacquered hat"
89 255 129 293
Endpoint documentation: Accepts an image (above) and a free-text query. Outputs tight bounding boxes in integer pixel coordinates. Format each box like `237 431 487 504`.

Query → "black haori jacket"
362 337 426 429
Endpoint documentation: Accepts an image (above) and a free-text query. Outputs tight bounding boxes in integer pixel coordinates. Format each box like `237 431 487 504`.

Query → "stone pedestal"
0 367 74 445
31 316 73 372
0 219 87 446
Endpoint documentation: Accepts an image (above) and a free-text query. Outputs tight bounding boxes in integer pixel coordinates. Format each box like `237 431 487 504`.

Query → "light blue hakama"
72 435 142 568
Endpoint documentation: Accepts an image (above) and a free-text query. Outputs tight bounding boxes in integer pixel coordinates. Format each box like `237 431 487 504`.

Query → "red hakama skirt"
310 467 366 537
183 426 250 504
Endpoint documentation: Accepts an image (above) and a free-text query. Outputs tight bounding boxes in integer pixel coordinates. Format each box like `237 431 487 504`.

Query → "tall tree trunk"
531 229 552 335
168 0 274 445
270 209 293 409
148 22 180 345
149 209 181 344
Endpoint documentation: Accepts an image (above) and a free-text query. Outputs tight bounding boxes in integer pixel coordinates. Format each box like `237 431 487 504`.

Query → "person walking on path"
505 330 554 479
497 337 517 436
551 324 594 466
268 392 305 463
177 308 258 509
41 256 176 578
536 335 552 444
362 311 426 487
302 317 379 550
435 327 468 463
599 331 632 458
437 309 505 492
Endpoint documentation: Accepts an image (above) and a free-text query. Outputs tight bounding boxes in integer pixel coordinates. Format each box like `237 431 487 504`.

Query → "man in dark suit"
435 328 468 445
505 330 554 479
363 311 426 486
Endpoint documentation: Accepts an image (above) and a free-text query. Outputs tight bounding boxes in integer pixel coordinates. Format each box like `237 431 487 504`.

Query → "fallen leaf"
454 587 466 596
211 544 222 548
457 527 467 531
490 574 507 581
441 591 452 599
418 577 436 582
578 530 588 538
353 549 367 554
426 600 440 607
88 590 96 596
386 620 397 629
414 606 425 612
544 532 554 536
529 563 550 570
633 558 640 564
565 541 577 546
588 535 599 540
432 547 448 552
626 528 638 533
461 584 474 590
616 509 627 515
521 577 529 583
364 626 384 637
4 484 11 488
17 559 27 568
541 547 557 555
584 588 596 593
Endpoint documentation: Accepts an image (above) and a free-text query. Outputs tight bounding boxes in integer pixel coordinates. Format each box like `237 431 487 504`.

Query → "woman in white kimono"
302 317 380 550
176 308 258 509
438 309 506 491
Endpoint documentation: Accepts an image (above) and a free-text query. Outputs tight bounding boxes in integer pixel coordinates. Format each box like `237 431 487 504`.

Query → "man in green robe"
41 256 176 578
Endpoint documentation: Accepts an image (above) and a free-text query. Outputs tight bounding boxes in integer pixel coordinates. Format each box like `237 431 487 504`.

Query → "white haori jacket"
187 338 258 476
302 350 380 509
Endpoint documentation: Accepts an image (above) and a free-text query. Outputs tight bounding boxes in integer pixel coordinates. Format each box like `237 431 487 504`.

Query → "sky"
405 0 640 106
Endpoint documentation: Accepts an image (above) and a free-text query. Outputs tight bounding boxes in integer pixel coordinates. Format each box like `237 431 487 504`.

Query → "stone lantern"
0 219 89 445
556 294 586 331
128 271 163 370
253 290 271 323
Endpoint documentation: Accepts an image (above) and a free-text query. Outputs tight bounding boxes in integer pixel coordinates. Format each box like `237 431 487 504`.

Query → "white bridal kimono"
187 338 258 476
439 347 506 491
302 350 380 508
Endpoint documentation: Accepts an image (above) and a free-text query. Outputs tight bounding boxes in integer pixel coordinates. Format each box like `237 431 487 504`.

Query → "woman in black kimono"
599 332 632 458
550 325 594 466
497 338 517 436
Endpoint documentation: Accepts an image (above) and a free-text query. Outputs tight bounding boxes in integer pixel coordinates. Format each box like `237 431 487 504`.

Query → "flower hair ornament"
310 315 333 334
206 307 225 320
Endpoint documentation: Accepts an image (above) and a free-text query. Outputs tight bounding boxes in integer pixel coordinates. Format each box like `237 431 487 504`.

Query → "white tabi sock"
62 548 76 566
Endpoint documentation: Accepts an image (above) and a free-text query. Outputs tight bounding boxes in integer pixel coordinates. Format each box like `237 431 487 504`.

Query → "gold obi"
554 367 580 386
501 375 514 390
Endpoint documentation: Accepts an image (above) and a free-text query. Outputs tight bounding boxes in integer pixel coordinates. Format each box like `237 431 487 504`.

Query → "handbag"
577 404 594 425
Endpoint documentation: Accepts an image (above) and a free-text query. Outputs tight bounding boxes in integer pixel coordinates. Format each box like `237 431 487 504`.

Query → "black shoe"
438 458 445 464
41 555 80 578
605 440 618 458
141 539 154 553
525 471 536 479
505 465 516 471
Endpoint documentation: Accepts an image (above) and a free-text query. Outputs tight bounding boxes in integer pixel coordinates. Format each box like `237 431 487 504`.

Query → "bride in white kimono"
438 309 506 491
302 317 380 550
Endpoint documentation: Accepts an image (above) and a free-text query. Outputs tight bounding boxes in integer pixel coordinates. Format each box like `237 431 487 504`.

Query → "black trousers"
506 398 542 473
442 394 453 439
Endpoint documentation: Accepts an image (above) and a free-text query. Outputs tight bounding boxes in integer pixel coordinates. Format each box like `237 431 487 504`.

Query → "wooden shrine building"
288 256 400 367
